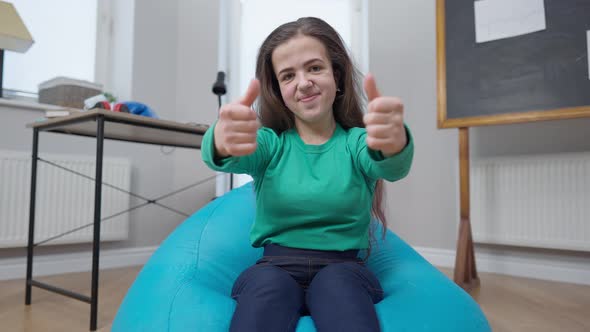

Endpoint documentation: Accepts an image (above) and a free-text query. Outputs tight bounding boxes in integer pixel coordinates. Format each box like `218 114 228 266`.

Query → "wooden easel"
454 128 479 291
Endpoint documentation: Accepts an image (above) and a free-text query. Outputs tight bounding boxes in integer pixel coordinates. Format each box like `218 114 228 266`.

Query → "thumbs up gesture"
363 73 408 157
214 79 260 158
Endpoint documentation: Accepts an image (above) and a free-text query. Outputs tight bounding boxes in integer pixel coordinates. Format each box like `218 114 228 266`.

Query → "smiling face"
271 34 338 133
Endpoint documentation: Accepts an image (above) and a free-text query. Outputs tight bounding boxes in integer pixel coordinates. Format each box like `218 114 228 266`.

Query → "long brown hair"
254 17 387 240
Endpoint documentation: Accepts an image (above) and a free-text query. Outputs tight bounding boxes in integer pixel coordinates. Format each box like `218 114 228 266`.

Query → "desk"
25 109 209 331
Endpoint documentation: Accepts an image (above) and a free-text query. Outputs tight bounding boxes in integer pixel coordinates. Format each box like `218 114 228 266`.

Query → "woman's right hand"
214 79 260 158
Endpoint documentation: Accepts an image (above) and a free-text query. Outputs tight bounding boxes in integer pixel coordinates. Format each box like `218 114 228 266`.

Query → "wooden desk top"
27 109 210 149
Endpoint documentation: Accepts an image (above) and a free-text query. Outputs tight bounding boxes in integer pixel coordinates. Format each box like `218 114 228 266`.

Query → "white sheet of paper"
587 31 590 80
474 0 546 43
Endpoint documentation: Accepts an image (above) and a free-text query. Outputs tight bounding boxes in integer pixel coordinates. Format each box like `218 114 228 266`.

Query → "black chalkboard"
437 0 590 128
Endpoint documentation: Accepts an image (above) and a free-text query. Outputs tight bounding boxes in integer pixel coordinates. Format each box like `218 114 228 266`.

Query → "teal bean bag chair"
112 183 490 331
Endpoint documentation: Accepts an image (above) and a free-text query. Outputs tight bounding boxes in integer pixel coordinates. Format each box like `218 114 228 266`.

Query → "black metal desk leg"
90 116 104 331
25 129 39 305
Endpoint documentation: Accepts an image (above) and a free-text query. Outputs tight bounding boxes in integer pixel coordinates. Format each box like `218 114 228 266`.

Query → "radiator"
0 151 131 248
471 152 590 252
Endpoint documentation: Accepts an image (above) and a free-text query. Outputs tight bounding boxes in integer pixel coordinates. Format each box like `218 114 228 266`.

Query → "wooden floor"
0 267 137 332
0 266 589 331
439 269 590 332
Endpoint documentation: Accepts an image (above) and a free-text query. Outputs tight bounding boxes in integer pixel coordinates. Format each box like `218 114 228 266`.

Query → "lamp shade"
0 1 34 52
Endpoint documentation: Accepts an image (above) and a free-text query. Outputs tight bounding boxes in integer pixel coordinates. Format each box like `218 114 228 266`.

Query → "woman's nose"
297 74 313 90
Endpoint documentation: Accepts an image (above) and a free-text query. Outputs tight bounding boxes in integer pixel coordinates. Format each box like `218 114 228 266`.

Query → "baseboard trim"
415 246 590 286
2 245 589 286
0 246 157 281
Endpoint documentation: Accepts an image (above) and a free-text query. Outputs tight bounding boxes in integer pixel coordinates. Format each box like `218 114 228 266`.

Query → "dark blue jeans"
230 244 384 332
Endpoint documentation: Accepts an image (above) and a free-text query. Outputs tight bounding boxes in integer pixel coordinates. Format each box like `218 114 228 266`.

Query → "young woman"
202 17 414 332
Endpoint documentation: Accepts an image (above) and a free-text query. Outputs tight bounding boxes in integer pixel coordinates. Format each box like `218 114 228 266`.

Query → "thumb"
363 73 381 102
239 79 260 107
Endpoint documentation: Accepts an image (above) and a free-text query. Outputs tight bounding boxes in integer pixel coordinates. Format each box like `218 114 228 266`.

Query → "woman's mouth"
299 93 320 102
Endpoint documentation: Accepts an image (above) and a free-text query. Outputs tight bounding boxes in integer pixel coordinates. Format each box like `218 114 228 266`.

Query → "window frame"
2 0 114 101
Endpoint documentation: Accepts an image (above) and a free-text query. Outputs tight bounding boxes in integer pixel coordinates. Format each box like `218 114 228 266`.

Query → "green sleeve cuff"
367 123 414 162
201 121 239 171
366 123 414 181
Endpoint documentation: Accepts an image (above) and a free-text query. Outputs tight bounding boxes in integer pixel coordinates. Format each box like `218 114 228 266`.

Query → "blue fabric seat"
112 183 491 331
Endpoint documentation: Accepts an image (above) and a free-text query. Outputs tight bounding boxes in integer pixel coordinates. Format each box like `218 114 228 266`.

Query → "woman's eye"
281 73 294 81
310 66 321 72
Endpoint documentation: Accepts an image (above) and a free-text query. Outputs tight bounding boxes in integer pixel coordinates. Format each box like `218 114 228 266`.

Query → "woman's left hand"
363 73 408 158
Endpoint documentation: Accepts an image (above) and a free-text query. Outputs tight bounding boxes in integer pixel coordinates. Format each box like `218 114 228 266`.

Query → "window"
3 0 111 99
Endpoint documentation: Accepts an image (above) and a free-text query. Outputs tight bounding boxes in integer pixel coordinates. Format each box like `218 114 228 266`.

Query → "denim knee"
307 262 384 304
230 264 305 332
231 264 304 302
306 262 383 332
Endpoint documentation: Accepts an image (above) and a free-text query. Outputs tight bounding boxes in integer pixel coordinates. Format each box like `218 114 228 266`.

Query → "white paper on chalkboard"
474 0 546 43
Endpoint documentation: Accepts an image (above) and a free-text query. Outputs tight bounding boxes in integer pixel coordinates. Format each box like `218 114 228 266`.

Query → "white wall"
368 0 459 249
172 0 220 214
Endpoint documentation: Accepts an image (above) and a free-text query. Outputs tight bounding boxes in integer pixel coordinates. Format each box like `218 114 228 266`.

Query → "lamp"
0 1 34 98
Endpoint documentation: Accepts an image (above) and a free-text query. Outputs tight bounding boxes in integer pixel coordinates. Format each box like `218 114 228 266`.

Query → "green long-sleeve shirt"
201 122 414 250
